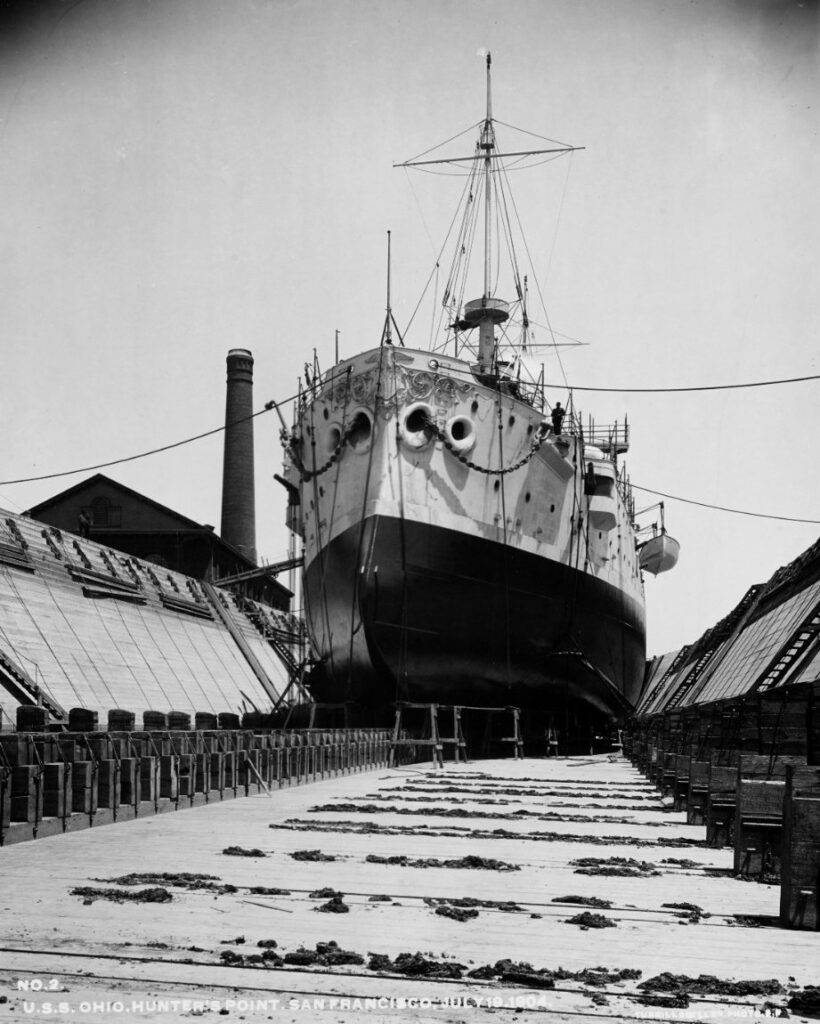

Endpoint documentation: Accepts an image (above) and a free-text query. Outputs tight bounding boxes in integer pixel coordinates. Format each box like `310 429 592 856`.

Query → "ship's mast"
395 56 583 374
475 52 503 374
482 52 494 301
383 229 393 346
380 229 403 347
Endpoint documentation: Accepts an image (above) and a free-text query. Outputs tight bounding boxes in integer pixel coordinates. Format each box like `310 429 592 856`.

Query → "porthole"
348 409 373 453
494 480 501 492
323 408 329 420
406 407 429 432
471 400 479 414
550 503 555 512
444 414 476 453
525 492 531 503
508 415 515 427
400 402 434 450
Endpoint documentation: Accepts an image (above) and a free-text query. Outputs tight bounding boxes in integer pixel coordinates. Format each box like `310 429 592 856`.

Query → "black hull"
304 516 645 720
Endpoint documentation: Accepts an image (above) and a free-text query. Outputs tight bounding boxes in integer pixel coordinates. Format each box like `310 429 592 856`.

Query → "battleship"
279 55 678 725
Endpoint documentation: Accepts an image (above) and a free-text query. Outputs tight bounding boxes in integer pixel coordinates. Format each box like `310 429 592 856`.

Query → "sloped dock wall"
0 510 295 724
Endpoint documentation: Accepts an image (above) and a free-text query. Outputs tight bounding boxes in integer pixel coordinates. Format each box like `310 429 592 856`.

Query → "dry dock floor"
1 754 817 1022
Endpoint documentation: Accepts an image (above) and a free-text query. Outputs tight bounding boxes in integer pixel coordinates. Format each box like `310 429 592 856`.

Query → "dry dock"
1 754 817 1023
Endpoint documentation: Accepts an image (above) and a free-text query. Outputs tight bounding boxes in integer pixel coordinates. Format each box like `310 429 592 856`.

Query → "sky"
1 0 818 657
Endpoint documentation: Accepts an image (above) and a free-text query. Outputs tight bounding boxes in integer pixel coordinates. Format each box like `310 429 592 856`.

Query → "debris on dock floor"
1 755 818 1022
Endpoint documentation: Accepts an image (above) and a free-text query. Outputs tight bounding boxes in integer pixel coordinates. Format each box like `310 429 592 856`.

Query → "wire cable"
498 155 569 388
397 119 483 166
0 402 286 487
541 149 574 295
567 373 820 394
632 484 820 524
492 118 576 148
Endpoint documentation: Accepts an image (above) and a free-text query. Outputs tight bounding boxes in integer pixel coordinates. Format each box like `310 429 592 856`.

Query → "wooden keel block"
0 768 11 839
209 752 225 795
96 759 119 811
176 754 194 800
118 757 139 807
140 756 158 803
241 749 261 793
194 753 210 795
159 755 179 801
222 751 237 793
10 765 41 823
42 763 71 819
70 760 96 814
780 766 820 930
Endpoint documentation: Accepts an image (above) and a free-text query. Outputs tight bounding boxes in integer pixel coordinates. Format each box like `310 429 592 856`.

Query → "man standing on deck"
551 402 565 435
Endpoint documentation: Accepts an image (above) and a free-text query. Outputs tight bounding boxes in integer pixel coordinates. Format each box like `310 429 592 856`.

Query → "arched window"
90 496 111 526
83 496 122 527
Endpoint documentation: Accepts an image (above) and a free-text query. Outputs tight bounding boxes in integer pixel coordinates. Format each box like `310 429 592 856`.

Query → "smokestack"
220 348 257 564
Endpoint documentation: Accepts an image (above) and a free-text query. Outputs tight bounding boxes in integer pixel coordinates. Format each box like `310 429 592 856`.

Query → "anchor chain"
284 413 550 481
425 419 547 476
283 421 358 483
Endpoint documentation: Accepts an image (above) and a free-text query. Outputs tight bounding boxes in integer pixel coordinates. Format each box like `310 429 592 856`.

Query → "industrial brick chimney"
220 348 257 564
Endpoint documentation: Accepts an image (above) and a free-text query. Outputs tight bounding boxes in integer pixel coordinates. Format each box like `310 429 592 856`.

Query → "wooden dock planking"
1 755 818 1022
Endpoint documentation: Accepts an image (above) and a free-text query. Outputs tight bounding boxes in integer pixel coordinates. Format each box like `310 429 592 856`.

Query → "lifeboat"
638 532 680 575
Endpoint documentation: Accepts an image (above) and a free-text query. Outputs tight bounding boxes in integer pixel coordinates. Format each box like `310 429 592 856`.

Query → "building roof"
26 473 205 531
25 472 292 600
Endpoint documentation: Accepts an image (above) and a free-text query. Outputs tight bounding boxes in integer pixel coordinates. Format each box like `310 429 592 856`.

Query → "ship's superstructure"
280 56 677 725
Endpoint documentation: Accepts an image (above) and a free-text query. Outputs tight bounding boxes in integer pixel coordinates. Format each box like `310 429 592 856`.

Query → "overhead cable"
568 373 820 393
632 484 820 524
0 404 284 487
